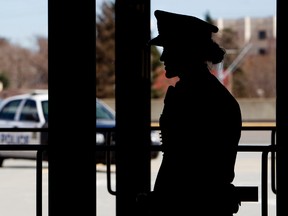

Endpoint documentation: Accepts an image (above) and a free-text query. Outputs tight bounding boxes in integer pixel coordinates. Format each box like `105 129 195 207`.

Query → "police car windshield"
42 101 48 122
96 101 115 120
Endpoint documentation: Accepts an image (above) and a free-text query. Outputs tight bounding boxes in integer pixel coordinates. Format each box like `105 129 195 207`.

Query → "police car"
0 90 48 166
0 94 160 166
96 98 116 164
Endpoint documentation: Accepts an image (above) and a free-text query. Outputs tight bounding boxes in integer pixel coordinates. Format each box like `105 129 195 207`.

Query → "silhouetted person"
146 10 242 216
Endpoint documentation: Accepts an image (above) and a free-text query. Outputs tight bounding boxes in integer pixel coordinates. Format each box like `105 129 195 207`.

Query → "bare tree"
96 1 115 98
0 36 48 95
242 52 276 97
29 36 48 87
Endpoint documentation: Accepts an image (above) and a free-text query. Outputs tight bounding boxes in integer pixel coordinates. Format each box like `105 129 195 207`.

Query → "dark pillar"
276 0 288 216
115 1 151 216
48 1 96 215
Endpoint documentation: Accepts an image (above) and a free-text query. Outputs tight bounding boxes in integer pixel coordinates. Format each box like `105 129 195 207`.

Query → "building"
217 16 276 55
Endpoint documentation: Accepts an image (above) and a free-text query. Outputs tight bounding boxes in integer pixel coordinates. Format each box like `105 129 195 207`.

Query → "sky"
148 0 276 38
0 0 48 50
0 0 276 50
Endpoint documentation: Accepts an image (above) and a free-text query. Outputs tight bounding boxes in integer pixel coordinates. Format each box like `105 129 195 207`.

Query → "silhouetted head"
148 10 226 78
148 10 219 47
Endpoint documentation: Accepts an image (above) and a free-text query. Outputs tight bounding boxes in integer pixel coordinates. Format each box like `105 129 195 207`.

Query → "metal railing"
0 126 277 216
100 125 277 216
239 126 277 216
0 128 48 216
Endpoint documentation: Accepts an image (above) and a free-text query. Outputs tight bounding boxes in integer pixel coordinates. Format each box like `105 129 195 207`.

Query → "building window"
259 48 267 55
258 30 267 40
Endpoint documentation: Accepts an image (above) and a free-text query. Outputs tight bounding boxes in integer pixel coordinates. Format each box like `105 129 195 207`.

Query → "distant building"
216 16 276 55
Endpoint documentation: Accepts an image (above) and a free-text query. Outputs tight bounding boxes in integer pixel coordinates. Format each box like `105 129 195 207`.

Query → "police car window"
0 99 22 120
19 99 39 122
96 101 115 120
41 101 48 122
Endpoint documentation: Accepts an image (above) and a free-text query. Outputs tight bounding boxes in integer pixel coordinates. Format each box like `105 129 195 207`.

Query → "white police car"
0 94 160 166
0 90 48 166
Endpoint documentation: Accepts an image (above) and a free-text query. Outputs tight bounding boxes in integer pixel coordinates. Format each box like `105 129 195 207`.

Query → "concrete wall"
102 98 276 122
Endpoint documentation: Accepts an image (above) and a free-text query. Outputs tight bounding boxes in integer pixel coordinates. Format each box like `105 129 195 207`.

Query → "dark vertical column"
115 1 151 216
48 1 96 216
276 0 288 216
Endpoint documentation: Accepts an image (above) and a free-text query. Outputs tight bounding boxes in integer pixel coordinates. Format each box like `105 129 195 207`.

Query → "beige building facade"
216 16 276 55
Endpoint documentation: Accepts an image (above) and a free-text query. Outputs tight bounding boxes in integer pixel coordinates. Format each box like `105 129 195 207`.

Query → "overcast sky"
0 0 276 49
0 0 48 49
149 0 276 37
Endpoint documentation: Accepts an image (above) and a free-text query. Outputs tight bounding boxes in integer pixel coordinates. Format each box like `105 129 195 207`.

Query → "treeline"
0 36 48 97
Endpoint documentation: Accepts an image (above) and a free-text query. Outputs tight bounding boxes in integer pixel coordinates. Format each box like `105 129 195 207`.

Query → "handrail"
98 125 277 216
0 144 48 216
0 125 48 216
0 128 48 132
0 145 47 150
0 125 277 216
